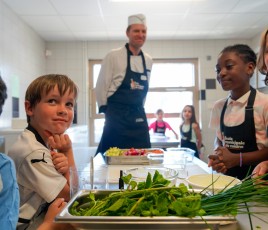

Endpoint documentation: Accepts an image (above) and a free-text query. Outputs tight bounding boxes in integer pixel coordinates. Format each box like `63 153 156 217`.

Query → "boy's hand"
47 133 72 153
45 131 72 174
38 198 75 230
51 150 68 174
44 198 66 223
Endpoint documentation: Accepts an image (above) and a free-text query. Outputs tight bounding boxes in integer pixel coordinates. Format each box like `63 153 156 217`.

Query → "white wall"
45 42 89 126
0 0 46 128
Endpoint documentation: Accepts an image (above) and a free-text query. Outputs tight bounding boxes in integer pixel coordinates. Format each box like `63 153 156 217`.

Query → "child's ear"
25 101 33 116
247 62 255 77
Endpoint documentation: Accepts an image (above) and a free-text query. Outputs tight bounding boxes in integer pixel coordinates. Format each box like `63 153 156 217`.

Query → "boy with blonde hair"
8 74 78 229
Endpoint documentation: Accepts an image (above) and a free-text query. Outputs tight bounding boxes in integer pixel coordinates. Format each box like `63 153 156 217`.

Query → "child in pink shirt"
149 109 178 139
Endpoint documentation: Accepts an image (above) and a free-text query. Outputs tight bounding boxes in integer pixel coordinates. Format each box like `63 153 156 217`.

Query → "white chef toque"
128 14 146 26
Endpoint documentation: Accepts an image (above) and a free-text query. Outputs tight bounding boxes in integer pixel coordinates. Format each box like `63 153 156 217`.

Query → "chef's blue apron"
220 87 258 180
180 123 199 158
155 121 166 135
96 43 151 155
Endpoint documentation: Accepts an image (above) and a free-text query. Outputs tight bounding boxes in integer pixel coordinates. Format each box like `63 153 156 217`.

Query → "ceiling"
3 0 268 42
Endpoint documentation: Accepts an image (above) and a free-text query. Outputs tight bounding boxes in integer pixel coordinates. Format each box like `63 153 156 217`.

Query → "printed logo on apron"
136 118 144 123
130 78 144 90
140 75 147 81
222 136 245 151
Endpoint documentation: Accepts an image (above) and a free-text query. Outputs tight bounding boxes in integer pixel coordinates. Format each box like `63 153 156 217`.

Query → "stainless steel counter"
62 153 268 230
150 136 179 149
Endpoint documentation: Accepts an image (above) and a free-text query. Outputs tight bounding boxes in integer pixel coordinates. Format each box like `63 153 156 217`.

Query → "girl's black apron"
96 43 151 155
180 123 199 158
220 87 258 180
155 121 166 135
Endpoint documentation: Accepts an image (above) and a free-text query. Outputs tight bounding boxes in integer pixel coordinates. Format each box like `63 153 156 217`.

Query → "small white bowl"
186 174 240 192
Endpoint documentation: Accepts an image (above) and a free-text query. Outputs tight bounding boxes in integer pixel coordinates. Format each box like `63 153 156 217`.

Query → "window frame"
88 58 199 146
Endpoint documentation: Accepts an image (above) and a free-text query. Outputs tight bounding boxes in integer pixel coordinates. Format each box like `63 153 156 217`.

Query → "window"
89 59 199 146
145 59 199 139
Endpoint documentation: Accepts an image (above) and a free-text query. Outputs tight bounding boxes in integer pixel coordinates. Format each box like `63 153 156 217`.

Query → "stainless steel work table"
150 135 180 149
60 153 268 230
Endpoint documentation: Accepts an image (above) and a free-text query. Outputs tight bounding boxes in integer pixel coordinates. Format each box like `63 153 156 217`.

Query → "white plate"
186 174 240 192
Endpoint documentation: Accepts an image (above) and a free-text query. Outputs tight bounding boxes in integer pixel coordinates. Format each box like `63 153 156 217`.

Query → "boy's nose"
58 110 67 116
58 106 67 115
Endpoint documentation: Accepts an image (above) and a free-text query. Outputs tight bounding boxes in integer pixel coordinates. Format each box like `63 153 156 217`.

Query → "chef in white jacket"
95 14 153 156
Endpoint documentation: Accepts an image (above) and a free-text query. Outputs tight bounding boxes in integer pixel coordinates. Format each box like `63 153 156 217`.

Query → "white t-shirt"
8 129 66 229
209 89 268 149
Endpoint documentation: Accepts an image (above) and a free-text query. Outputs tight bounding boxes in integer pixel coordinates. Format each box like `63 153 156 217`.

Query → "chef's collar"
125 43 142 55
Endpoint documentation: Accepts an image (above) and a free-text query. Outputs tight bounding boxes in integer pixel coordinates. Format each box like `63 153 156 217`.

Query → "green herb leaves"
70 170 204 217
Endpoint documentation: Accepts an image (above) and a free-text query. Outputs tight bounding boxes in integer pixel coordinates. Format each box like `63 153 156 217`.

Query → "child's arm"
165 122 178 139
37 198 75 230
192 122 202 149
51 151 68 175
171 128 178 139
47 133 76 201
149 121 155 132
47 133 76 173
209 146 268 173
